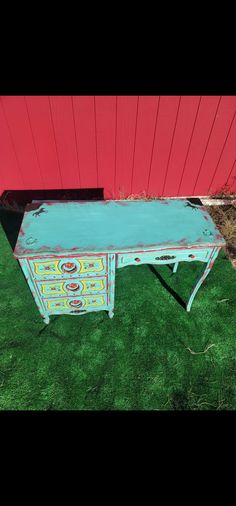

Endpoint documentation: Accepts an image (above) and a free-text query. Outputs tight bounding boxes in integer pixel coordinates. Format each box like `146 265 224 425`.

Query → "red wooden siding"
115 96 138 196
1 96 236 199
72 96 97 188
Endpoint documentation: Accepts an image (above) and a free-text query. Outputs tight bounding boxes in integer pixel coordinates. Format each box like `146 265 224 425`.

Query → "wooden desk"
14 199 226 323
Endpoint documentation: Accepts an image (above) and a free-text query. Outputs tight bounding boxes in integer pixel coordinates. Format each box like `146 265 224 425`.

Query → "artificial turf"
0 222 236 410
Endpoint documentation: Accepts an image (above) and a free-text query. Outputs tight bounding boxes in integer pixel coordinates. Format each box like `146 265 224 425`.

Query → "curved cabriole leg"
173 262 179 274
43 316 50 324
108 309 114 319
186 271 210 312
186 247 219 312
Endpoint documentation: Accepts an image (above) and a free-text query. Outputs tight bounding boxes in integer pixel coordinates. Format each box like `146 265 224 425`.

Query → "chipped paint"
116 201 128 206
25 202 43 212
26 237 38 245
42 200 65 206
14 241 226 259
135 242 145 248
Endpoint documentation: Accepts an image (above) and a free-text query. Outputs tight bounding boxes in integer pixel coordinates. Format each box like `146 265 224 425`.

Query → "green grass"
0 223 236 410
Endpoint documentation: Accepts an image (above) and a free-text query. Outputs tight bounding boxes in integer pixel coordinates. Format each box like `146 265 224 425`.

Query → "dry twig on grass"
186 343 216 355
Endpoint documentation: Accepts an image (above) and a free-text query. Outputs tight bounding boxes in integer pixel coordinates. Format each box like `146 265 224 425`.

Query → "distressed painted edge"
14 242 226 259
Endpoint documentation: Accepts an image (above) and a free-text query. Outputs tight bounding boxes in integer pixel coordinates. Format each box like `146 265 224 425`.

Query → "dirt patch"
206 203 236 268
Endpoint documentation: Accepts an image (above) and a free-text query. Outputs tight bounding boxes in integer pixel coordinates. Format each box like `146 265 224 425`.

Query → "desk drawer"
37 276 107 298
29 255 107 279
117 249 210 267
43 294 108 313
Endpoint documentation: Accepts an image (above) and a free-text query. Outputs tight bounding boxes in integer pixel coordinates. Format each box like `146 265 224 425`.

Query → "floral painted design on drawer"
43 295 108 312
28 255 107 279
37 277 107 297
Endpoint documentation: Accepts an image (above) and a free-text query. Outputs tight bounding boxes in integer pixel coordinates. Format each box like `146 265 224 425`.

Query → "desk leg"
107 253 116 318
186 247 220 312
173 262 179 273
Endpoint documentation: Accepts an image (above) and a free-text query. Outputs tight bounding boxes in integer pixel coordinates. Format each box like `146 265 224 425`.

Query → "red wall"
1 96 236 199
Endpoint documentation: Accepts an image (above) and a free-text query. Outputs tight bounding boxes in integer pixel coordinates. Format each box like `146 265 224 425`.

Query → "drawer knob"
69 300 82 307
66 283 79 291
62 262 77 273
188 254 195 258
135 258 141 262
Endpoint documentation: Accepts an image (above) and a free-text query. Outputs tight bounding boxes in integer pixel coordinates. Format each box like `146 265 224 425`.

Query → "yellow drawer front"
38 277 107 297
29 255 107 279
77 258 105 274
44 295 107 313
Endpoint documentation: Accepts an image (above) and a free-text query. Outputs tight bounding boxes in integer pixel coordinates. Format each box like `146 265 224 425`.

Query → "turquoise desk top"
14 199 226 257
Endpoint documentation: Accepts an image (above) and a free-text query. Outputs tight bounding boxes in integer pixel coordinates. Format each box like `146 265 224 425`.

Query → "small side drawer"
37 276 107 298
42 294 108 313
117 249 210 268
28 255 107 279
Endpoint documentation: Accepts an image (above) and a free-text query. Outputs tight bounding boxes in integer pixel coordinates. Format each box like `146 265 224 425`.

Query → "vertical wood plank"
0 98 23 190
162 96 201 197
72 96 98 189
1 96 43 189
95 96 117 198
24 96 62 189
147 96 181 196
193 96 236 195
131 96 159 195
115 96 139 197
226 159 236 191
49 96 80 188
178 96 221 196
208 113 236 194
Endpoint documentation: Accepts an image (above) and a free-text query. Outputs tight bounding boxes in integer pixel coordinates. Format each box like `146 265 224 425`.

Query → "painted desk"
14 199 226 324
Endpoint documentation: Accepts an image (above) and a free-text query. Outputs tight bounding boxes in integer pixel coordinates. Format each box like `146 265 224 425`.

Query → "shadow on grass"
0 188 104 251
148 264 186 310
38 315 60 335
